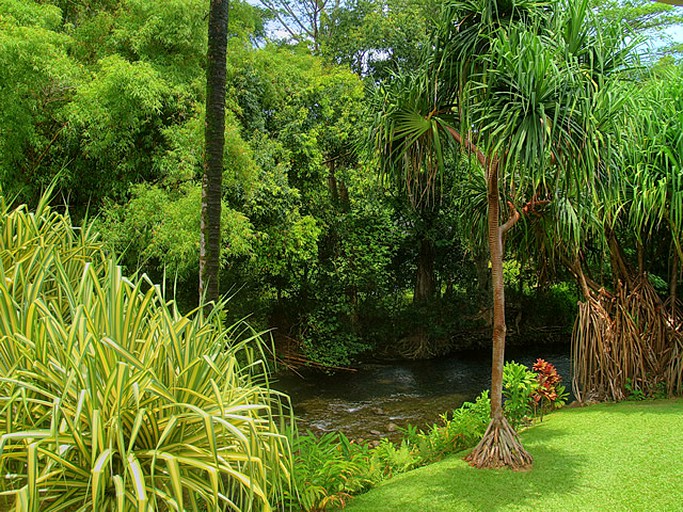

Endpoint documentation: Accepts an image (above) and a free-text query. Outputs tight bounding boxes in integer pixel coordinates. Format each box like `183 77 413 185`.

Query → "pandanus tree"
626 67 683 310
563 65 683 401
371 0 631 468
370 71 454 358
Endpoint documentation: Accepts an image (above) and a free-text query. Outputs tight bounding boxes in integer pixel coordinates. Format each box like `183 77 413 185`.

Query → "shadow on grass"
345 423 586 512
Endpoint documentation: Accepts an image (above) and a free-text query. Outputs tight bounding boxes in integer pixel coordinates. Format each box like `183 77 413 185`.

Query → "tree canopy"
1 0 681 378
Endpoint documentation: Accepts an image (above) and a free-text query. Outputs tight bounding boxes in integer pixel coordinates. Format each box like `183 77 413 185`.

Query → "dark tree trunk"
327 160 339 204
338 180 349 210
414 235 436 304
606 228 632 288
327 160 350 211
561 252 605 301
466 161 532 469
200 0 229 306
407 234 436 358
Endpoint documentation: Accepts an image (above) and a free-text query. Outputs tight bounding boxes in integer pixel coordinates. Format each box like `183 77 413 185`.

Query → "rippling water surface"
273 345 571 441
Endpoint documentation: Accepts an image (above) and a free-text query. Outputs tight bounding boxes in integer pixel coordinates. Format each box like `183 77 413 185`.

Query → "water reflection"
274 345 571 441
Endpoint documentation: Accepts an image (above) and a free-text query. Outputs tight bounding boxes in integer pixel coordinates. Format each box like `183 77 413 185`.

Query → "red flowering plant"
531 358 569 419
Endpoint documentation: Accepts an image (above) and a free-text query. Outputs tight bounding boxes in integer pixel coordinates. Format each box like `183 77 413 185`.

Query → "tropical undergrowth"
290 359 568 511
0 195 292 511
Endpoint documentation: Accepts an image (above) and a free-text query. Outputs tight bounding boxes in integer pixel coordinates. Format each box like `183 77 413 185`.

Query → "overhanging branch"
444 125 488 169
500 201 520 234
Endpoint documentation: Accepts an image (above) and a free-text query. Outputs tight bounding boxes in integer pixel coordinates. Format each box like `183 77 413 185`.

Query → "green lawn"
344 399 683 512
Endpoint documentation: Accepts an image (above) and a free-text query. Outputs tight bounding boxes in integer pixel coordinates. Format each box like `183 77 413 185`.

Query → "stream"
273 344 571 441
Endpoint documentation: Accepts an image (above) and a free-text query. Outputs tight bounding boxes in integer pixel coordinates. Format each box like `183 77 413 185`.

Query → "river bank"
273 343 571 441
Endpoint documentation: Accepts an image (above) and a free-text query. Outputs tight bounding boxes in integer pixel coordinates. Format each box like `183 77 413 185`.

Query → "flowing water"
273 344 571 441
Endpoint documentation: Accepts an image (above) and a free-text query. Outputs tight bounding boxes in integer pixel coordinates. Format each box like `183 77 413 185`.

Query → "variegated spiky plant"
0 194 291 511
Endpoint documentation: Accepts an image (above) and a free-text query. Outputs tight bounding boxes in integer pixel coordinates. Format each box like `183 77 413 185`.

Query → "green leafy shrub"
447 390 492 445
405 391 491 464
286 431 375 512
503 359 570 425
0 197 291 511
624 377 646 401
287 432 419 512
371 438 419 479
503 361 539 428
624 375 668 401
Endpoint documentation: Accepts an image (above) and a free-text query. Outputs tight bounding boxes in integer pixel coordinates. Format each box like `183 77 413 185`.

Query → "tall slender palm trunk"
487 166 505 423
200 0 229 305
466 162 532 469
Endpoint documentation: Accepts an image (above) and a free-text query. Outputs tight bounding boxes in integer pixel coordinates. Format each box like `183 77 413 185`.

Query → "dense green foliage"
345 399 683 511
1 0 681 372
0 0 461 366
286 431 376 511
0 196 291 510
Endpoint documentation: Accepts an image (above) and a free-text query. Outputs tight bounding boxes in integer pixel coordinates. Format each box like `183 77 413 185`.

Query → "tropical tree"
201 0 230 304
564 63 683 402
257 0 333 49
257 0 436 81
319 0 436 79
367 70 463 358
371 0 632 468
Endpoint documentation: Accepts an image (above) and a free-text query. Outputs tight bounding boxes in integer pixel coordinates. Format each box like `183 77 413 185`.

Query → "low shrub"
371 438 419 479
531 358 569 418
285 431 376 512
405 391 491 464
624 376 668 401
287 430 422 512
503 361 539 428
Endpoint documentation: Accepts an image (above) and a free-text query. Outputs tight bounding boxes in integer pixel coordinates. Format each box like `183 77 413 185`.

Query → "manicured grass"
344 399 683 511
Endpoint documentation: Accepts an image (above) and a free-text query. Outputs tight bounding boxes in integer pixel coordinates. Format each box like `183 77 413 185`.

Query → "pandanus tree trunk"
474 251 492 325
465 161 533 469
569 229 683 402
487 164 506 426
200 0 229 305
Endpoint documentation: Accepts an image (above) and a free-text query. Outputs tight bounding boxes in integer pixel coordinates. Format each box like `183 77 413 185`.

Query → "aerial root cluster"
572 276 683 402
465 416 533 470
